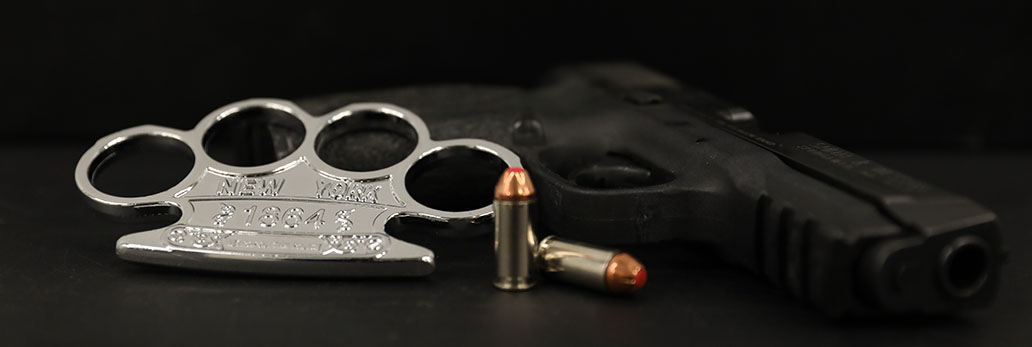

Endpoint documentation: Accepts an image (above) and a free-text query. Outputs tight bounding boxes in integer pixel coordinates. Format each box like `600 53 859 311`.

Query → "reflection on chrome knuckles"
75 99 523 276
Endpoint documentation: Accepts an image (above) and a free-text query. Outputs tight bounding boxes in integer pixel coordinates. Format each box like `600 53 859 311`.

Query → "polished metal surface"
75 99 521 276
493 200 538 290
537 236 618 291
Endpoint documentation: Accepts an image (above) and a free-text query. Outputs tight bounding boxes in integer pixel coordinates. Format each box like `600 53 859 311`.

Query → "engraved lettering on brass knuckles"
74 99 522 276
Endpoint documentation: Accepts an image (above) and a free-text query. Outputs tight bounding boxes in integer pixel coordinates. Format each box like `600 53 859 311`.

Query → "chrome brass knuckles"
75 99 521 276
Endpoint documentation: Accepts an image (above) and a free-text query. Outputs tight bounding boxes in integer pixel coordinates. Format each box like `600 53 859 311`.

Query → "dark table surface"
1 144 1030 346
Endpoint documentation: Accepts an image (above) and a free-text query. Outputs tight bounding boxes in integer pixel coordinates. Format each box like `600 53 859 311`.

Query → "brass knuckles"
74 99 522 276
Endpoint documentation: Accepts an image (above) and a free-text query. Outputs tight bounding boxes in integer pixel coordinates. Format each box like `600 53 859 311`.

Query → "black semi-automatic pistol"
297 63 1002 316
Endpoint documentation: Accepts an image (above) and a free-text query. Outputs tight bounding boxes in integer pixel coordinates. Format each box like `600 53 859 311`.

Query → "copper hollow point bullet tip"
494 167 535 201
492 167 539 291
605 253 648 293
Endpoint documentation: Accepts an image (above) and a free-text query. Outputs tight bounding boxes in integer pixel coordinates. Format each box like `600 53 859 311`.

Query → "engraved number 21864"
210 204 352 231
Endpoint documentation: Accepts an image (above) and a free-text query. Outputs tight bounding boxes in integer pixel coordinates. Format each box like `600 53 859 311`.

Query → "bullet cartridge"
492 167 538 291
537 236 647 293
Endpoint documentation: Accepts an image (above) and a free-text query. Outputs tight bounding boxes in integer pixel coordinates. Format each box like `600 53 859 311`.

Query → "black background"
2 2 1032 346
3 1 1029 148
